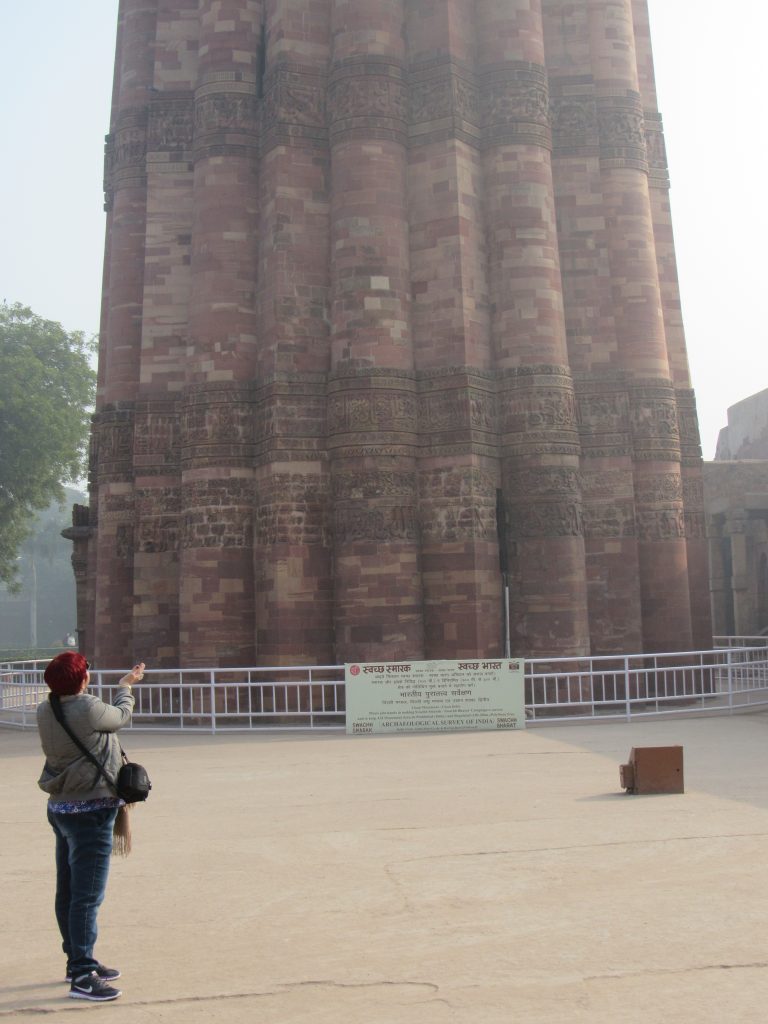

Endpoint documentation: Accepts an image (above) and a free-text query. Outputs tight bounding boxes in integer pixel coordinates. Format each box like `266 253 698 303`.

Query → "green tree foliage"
0 303 96 590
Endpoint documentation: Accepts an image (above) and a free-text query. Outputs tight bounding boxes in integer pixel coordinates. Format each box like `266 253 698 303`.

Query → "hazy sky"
1 1 766 459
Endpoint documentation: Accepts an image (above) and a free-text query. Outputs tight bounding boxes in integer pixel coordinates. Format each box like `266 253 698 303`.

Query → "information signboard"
345 659 525 735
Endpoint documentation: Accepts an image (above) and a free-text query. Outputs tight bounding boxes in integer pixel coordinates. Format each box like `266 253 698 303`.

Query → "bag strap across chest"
48 695 120 794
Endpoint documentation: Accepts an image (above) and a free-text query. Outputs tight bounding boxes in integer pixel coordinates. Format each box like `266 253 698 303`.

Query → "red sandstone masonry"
478 0 590 658
328 0 425 663
78 0 711 668
179 0 261 667
254 0 334 665
631 0 711 648
92 0 158 668
407 0 501 658
129 1 198 666
587 0 692 652
542 0 643 655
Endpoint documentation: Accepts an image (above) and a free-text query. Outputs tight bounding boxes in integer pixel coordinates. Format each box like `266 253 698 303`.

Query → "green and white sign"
345 659 525 735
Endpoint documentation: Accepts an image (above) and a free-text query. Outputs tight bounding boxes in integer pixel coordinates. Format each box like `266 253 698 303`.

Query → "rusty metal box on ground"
620 746 684 794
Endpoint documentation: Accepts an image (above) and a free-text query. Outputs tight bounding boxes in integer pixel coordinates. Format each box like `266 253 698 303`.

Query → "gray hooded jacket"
37 688 135 802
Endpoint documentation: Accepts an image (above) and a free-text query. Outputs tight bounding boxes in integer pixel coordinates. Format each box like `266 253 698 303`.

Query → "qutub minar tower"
70 0 712 668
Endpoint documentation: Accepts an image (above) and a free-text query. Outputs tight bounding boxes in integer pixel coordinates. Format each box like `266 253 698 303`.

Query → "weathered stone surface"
78 0 711 666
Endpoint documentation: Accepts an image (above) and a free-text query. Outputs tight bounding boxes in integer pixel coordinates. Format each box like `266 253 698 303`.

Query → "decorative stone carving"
419 388 496 434
505 466 582 501
596 96 647 168
644 114 669 179
420 502 497 543
684 511 707 540
105 108 149 194
332 470 416 500
577 389 630 436
92 407 135 483
682 475 704 507
481 64 551 147
134 403 181 468
635 508 686 542
506 499 584 538
676 389 704 461
500 385 579 438
334 505 418 543
193 90 260 138
71 553 88 580
409 63 481 127
255 471 329 546
418 467 498 501
181 477 254 549
135 486 180 517
255 503 327 546
148 97 195 152
182 386 254 465
502 466 584 538
598 106 645 148
411 76 451 123
482 69 549 126
113 116 148 166
327 391 417 435
262 66 325 129
453 75 481 125
581 469 635 502
329 60 407 140
550 95 599 152
630 389 681 459
583 500 637 539
136 517 180 554
634 472 684 506
115 524 134 561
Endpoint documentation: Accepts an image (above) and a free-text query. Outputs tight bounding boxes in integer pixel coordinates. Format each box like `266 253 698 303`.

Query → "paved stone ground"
2 713 768 1022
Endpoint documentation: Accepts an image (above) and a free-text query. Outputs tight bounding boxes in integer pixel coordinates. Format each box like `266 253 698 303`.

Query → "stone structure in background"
74 0 711 668
715 389 768 461
705 390 768 638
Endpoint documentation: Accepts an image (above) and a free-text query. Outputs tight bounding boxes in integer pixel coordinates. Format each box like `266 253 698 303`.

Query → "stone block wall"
76 0 711 667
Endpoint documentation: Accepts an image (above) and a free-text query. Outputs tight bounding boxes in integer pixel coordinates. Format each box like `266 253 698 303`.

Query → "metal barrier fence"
713 635 768 648
2 646 768 732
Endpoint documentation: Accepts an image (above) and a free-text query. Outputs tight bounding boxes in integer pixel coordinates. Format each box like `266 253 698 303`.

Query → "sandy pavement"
2 713 768 1022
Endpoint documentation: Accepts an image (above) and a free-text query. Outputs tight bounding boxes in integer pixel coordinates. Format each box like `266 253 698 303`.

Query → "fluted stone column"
82 0 714 668
179 0 261 666
128 1 199 666
328 0 425 662
92 0 158 667
542 0 643 654
707 514 732 638
406 0 502 657
253 0 334 665
632 0 711 649
85 14 123 659
477 0 590 658
588 0 692 652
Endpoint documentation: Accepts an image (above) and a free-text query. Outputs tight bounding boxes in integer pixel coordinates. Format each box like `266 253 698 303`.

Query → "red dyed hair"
44 652 89 696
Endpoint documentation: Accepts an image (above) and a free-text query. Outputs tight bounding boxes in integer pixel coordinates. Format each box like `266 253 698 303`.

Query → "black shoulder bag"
49 695 152 803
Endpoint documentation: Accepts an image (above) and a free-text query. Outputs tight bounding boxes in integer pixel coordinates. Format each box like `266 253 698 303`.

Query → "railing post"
624 656 632 722
210 671 216 734
727 648 734 714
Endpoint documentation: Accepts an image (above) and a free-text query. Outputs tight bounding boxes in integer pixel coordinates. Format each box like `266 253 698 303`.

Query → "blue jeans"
47 806 117 978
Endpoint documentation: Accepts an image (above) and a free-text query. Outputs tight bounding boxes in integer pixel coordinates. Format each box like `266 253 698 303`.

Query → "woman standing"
37 652 144 1002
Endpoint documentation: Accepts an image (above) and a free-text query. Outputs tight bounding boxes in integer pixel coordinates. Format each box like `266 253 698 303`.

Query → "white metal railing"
3 646 768 732
713 635 768 648
525 646 768 722
0 664 346 732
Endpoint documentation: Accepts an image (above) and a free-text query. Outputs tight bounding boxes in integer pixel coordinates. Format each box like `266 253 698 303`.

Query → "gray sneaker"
66 962 121 983
69 971 122 1001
